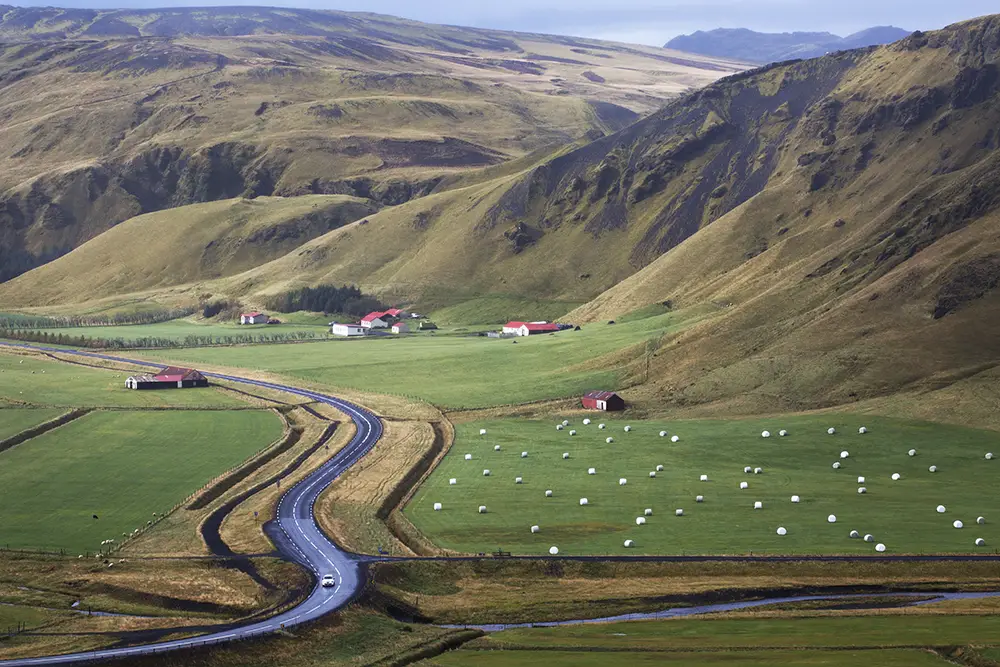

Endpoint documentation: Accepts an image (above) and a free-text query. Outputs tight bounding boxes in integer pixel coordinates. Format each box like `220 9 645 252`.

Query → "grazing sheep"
478 506 487 513
549 546 559 555
583 419 591 425
562 420 569 427
791 495 800 503
588 467 596 475
624 425 632 432
556 425 564 431
744 466 752 473
671 435 680 443
515 477 523 484
987 453 995 460
892 473 901 481
908 449 916 456
840 451 849 459
832 462 841 469
649 471 657 478
599 423 606 430
696 495 704 503
636 516 646 524
875 543 886 552
433 503 442 511
659 431 667 437
624 539 634 547
465 454 472 460
531 525 539 533
606 437 614 444
545 490 553 497
929 465 938 473
619 478 628 486
449 478 457 485
483 469 491 476
828 427 836 435
776 527 787 536
753 501 763 510
521 451 528 458
674 509 684 516
858 487 867 494
700 474 709 481
858 476 866 484
859 426 867 434
644 508 653 516
563 452 570 459
494 445 501 451
569 430 577 436
761 430 771 438
656 465 664 472
754 467 762 474
740 481 749 489
779 430 788 437
480 429 487 436
580 498 589 506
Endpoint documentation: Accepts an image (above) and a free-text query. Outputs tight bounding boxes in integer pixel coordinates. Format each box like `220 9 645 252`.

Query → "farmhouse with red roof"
581 390 625 411
360 312 389 329
502 321 561 337
239 311 268 325
125 367 209 390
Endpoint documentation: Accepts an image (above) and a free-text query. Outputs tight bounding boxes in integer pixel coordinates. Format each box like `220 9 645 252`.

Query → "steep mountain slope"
0 7 744 283
665 26 912 64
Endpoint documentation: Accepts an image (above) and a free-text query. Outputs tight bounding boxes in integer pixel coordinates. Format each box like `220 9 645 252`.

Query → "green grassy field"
26 319 331 344
405 415 1000 555
0 604 61 633
0 352 244 408
0 410 283 552
0 408 64 440
137 310 696 409
428 296 585 327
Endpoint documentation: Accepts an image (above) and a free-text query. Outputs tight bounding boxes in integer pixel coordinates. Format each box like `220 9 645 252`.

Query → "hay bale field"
404 415 1000 555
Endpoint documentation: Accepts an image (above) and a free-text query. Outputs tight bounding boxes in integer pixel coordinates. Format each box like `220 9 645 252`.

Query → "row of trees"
0 328 324 350
0 307 196 330
263 284 385 317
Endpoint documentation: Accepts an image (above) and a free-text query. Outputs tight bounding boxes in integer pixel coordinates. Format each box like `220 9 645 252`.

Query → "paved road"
0 343 383 666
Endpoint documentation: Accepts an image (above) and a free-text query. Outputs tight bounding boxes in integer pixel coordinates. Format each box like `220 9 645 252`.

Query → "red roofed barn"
360 312 388 329
240 312 268 325
126 367 209 390
502 321 561 337
581 390 625 411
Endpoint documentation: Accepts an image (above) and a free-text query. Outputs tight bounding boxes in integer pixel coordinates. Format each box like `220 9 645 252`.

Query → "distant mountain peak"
665 26 912 65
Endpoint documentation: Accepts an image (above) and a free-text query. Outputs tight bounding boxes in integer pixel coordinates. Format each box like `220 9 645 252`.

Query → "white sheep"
478 506 487 513
624 425 632 432
483 469 491 476
857 476 866 484
563 452 570 459
656 465 664 472
761 430 771 438
531 525 539 533
740 481 749 489
659 431 667 437
619 478 628 486
569 430 577 436
515 477 523 484
929 465 938 473
644 508 653 516
649 471 657 478
588 467 596 475
464 454 472 460
433 502 442 511
859 426 867 434
583 419 591 425
908 449 916 456
696 495 704 503
776 527 787 536
556 425 564 431
494 445 501 451
832 462 841 469
606 437 614 444
700 474 709 481
675 509 684 516
480 429 487 436
858 487 867 494
521 451 529 458
977 516 986 525
636 516 646 524
599 423 606 430
754 467 763 474
580 498 589 506
840 451 849 459
753 501 763 509
828 427 836 435
987 453 995 460
624 539 634 547
545 490 553 497
779 430 788 436
791 495 800 503
671 435 680 443
449 478 457 485
562 420 569 426
744 466 752 473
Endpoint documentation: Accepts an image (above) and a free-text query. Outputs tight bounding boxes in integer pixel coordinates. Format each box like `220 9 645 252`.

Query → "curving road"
0 343 384 666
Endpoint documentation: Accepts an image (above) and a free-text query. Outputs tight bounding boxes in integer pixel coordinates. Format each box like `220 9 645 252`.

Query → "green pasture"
22 319 330 344
428 295 584 327
0 409 283 552
404 415 1000 555
137 309 697 409
0 604 61 632
0 352 243 408
0 408 63 440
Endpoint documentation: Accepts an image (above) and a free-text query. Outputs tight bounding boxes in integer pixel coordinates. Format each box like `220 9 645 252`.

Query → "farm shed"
418 321 438 330
503 321 561 337
361 312 389 329
391 322 410 334
239 312 268 325
126 367 208 390
383 308 406 320
581 390 625 411
331 322 366 337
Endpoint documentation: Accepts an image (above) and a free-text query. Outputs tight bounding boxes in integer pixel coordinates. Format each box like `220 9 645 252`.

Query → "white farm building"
331 323 366 337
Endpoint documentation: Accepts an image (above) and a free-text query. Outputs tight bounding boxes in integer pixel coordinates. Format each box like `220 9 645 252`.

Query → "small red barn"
582 390 625 411
126 367 208 390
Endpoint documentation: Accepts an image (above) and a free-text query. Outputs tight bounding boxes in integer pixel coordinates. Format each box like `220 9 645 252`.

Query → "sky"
6 0 998 45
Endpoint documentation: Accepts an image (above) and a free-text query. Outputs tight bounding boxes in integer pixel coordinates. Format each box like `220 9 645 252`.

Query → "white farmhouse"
331 322 366 337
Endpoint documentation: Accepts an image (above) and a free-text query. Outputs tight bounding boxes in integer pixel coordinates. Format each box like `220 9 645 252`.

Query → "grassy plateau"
0 409 283 552
405 415 1000 555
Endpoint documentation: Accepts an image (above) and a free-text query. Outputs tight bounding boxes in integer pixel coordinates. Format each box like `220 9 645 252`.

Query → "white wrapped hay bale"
624 539 634 548
828 515 837 523
480 429 487 436
515 477 523 484
700 474 709 481
606 437 615 444
840 451 849 459
776 527 787 536
791 495 800 503
832 462 841 469
624 425 632 432
696 495 704 503
549 546 559 555
449 478 457 485
637 516 647 524
599 423 606 430
929 465 938 473
779 429 788 437
858 487 867 494
464 454 472 461
754 467 763 474
521 451 529 458
531 525 539 533
583 419 591 425
562 420 569 427
483 469 491 476
978 516 986 525
875 543 886 553
675 509 684 517
857 476 866 484
579 497 589 506
864 534 874 542
828 427 836 435
494 445 501 451
753 501 763 510
908 449 916 457
659 431 667 437
976 538 986 546
478 505 487 513
545 490 553 497
892 473 901 481
563 452 570 459
588 467 596 475
649 471 657 478
850 530 860 538
987 453 994 460
761 430 771 438
619 478 628 486
433 502 442 511
656 465 664 472
740 481 749 490
556 424 564 431
569 430 577 436
953 520 964 529
937 505 947 513
644 508 653 516
744 466 752 473
859 426 867 434
671 435 680 443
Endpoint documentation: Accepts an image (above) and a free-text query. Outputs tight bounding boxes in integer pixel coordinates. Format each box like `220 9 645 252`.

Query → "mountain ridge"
665 25 913 64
